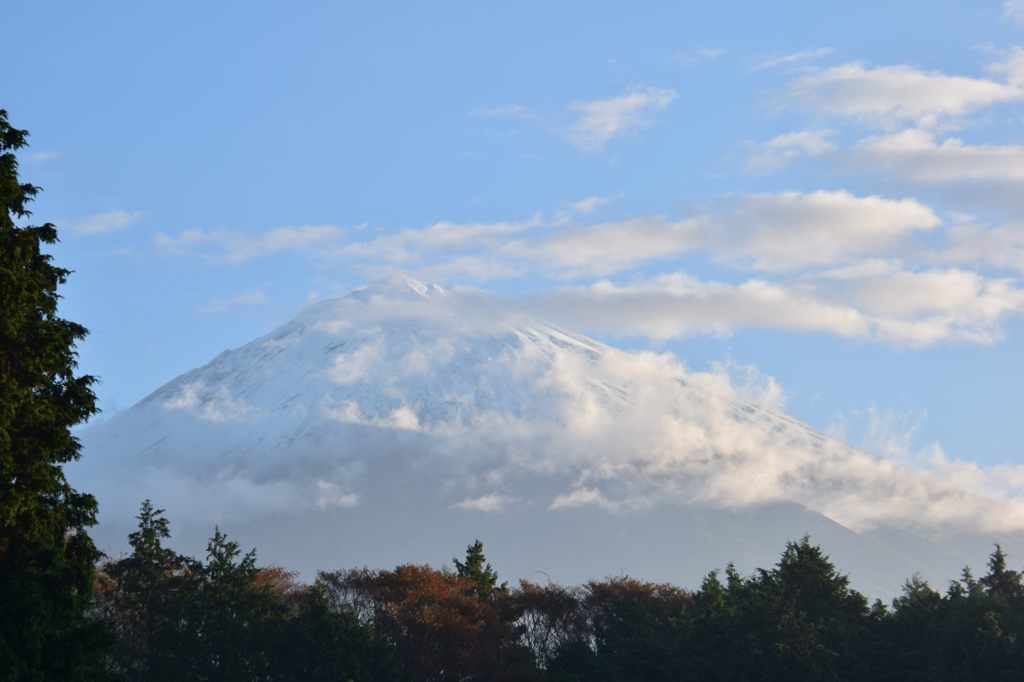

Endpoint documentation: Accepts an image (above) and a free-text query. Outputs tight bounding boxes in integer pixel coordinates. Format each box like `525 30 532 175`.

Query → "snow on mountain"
72 275 1024 595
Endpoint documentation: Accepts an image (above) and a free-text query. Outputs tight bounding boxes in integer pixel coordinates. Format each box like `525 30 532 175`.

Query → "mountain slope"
72 275 1024 595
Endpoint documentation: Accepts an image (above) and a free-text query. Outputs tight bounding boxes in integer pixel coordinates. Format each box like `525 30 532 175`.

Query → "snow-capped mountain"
72 275 1024 596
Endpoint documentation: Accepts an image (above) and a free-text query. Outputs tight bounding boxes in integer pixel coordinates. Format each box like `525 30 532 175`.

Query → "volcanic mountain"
72 275 1024 595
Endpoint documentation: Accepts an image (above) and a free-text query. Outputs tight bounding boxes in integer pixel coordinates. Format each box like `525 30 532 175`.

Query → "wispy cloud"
704 190 940 272
469 104 535 119
1004 0 1024 27
756 47 834 70
155 190 939 280
504 215 703 278
24 150 62 163
149 185 1024 346
784 62 1022 127
314 480 359 510
815 262 1024 345
932 222 1024 274
566 86 677 152
987 46 1024 88
406 191 934 278
671 47 726 66
854 129 1024 183
200 290 269 314
529 265 1024 347
162 382 258 423
68 209 143 236
337 218 538 261
550 487 620 512
450 493 519 512
155 224 346 262
745 130 835 170
569 195 616 215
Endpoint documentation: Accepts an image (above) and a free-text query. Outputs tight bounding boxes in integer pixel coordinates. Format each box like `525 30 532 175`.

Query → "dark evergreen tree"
0 109 108 680
97 501 193 680
980 544 1023 601
177 527 283 681
270 587 402 682
672 537 873 682
764 536 872 680
454 539 507 599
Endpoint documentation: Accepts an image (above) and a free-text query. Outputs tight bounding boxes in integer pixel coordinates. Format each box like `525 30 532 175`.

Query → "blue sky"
7 0 1024 467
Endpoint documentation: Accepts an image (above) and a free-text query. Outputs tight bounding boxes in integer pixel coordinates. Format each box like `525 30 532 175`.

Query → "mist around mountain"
71 275 1024 596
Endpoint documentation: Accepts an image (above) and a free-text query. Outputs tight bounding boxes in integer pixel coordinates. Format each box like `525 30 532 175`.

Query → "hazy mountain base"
73 444 1019 599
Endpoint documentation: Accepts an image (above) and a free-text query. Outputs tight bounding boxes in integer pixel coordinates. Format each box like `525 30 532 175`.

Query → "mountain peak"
75 275 1024 594
349 274 447 302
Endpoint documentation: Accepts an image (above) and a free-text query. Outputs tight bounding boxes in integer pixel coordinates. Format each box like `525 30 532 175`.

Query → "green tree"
98 501 191 680
980 545 1023 601
270 587 401 682
178 527 283 681
675 538 872 682
454 539 507 599
0 109 108 680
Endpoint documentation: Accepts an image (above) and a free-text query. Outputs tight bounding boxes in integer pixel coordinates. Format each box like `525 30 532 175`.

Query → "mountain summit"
73 277 1022 594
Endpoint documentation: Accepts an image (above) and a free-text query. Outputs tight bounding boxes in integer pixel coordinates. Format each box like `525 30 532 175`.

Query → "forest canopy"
92 500 1024 682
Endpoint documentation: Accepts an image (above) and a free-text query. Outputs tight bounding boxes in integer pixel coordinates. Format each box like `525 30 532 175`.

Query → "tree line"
80 500 1024 681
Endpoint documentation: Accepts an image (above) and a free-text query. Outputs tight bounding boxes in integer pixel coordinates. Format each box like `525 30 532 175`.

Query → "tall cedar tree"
454 539 507 599
0 110 108 680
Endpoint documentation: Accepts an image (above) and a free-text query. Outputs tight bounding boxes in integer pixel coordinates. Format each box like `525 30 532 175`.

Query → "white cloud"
529 275 870 340
989 47 1024 87
162 382 257 423
549 487 620 512
745 130 835 170
403 256 526 282
528 264 1024 347
69 209 143 236
756 47 834 70
854 405 934 465
505 215 704 277
155 224 346 262
566 86 677 151
337 218 538 261
400 333 1024 532
328 342 383 384
155 189 938 278
314 480 359 510
854 129 1024 184
933 222 1024 273
507 191 938 276
201 290 268 314
323 400 422 431
816 264 1024 345
706 190 939 271
785 62 1021 127
146 189 1024 347
569 195 616 215
450 493 518 512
